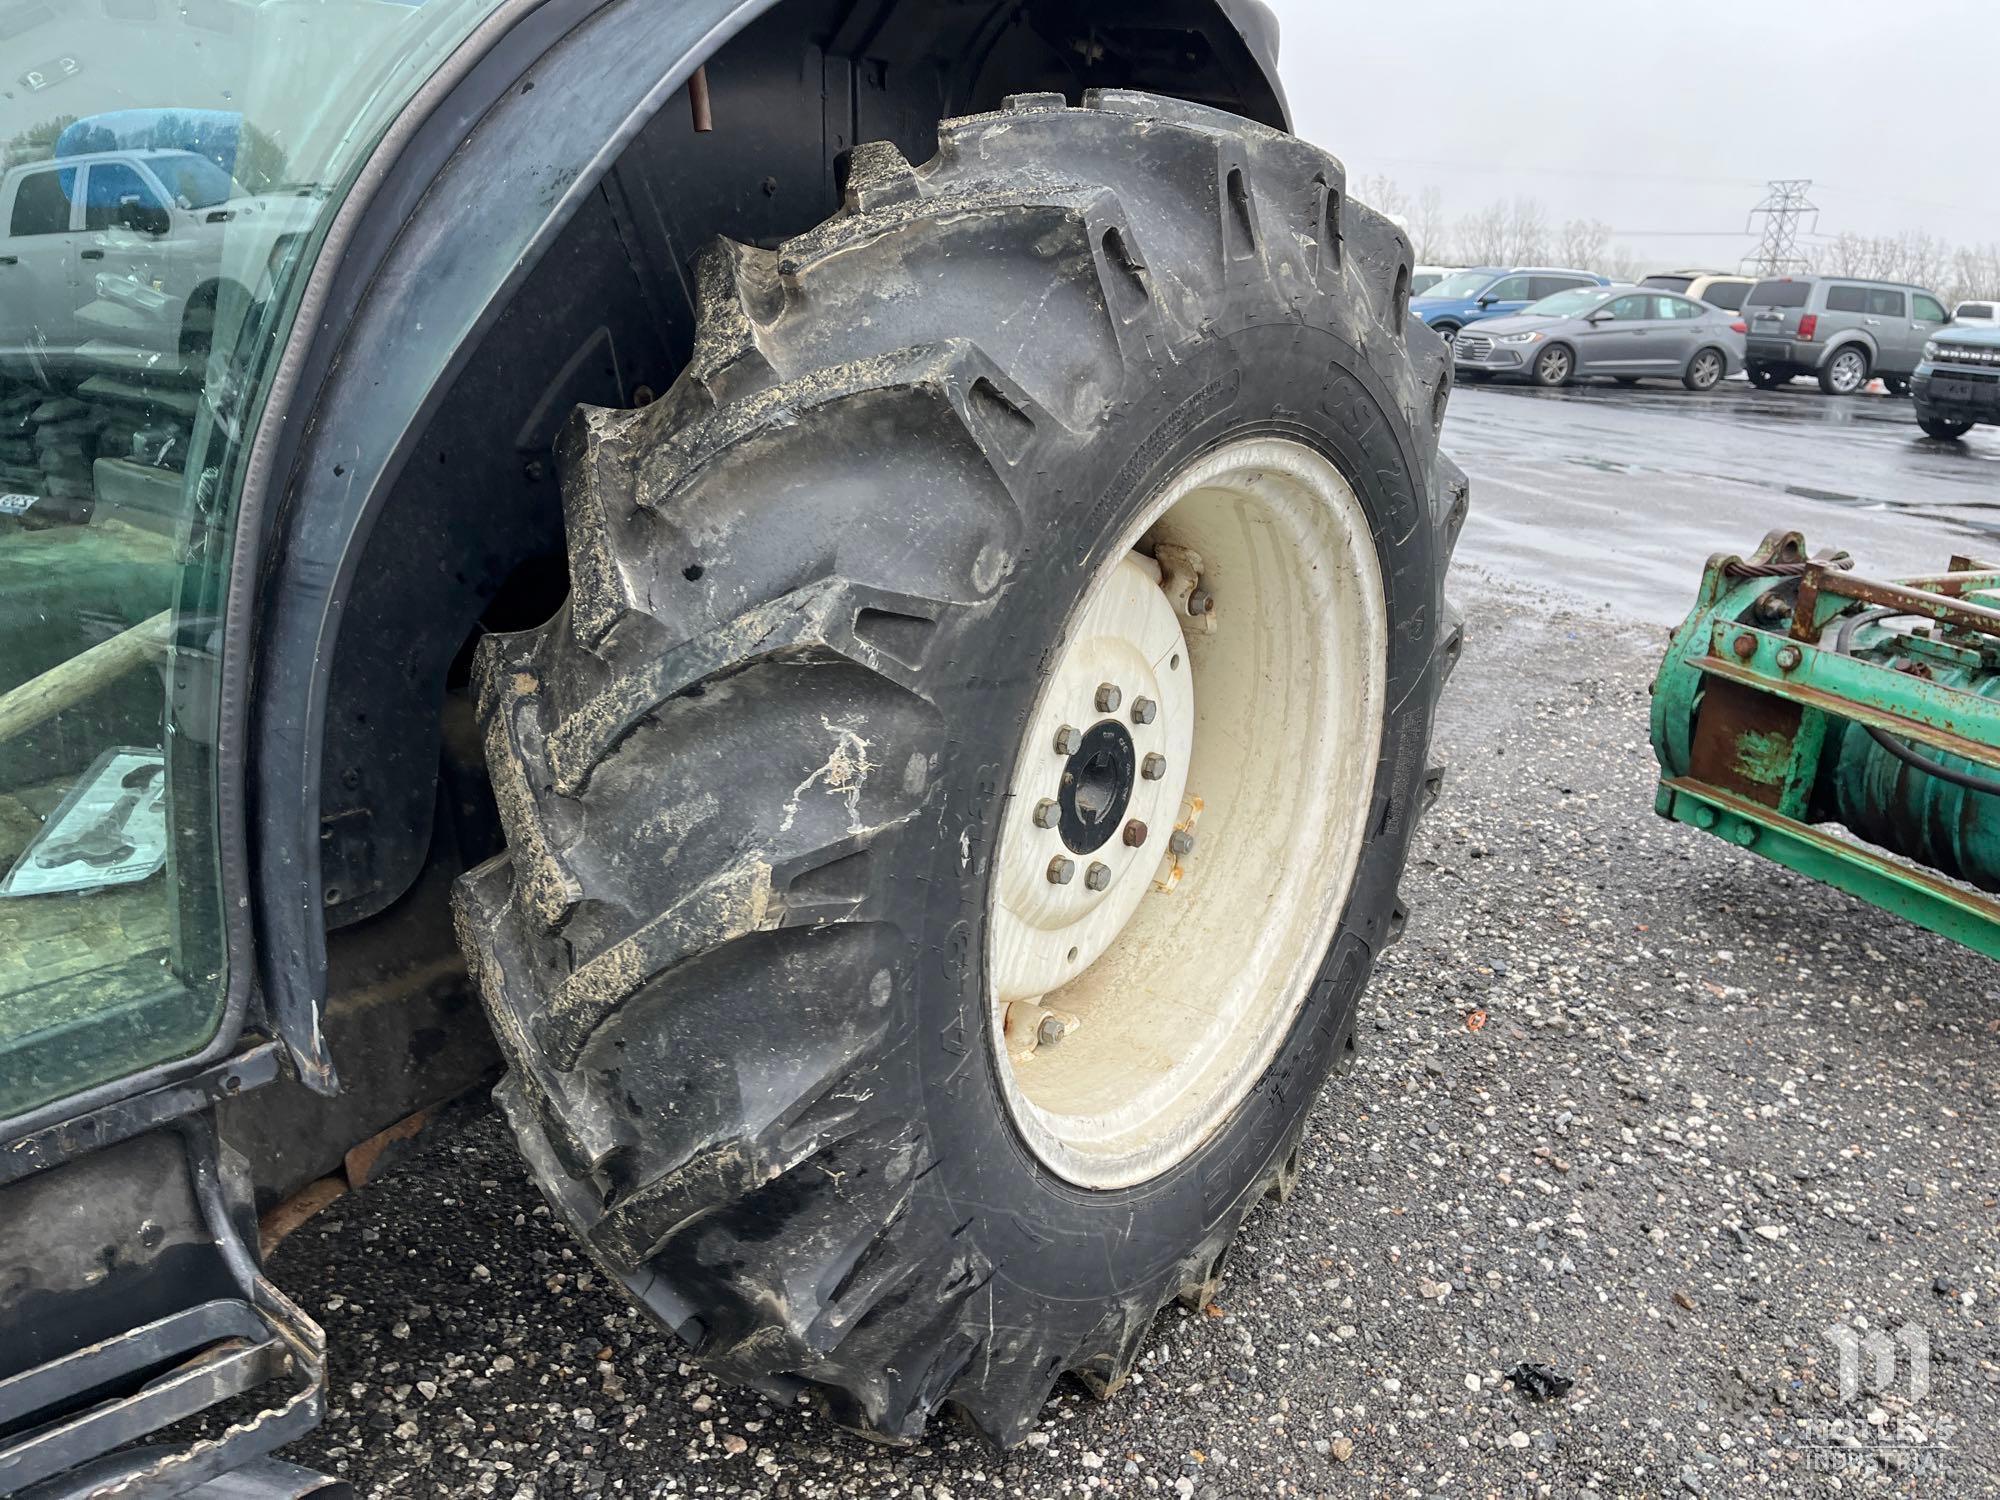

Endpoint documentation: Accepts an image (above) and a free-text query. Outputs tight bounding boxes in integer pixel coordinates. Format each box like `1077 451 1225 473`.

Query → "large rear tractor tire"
454 90 1464 1447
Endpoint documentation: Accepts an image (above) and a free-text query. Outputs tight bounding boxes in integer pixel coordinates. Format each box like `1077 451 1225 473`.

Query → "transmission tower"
1742 179 1818 276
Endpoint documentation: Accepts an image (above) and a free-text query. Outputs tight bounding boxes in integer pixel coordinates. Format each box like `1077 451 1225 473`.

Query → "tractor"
0 2 1463 1493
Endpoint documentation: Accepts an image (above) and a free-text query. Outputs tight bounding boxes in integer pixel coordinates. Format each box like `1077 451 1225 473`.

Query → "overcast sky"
1268 0 1988 272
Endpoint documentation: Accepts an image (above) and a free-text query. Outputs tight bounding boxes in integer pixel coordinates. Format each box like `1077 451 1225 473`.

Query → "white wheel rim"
987 438 1388 1188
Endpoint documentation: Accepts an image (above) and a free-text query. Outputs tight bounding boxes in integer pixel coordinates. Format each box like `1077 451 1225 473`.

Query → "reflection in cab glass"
0 0 494 1118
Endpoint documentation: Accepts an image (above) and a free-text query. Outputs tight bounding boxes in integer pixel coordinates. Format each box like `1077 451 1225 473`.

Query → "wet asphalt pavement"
1449 377 2000 622
279 377 2000 1498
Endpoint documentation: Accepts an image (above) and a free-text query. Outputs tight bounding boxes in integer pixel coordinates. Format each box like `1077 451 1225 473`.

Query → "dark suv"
1742 276 1950 395
1913 323 2000 441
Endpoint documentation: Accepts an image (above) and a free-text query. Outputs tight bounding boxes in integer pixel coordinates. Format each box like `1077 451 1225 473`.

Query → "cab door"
1471 272 1534 324
79 159 186 354
1862 287 1914 373
1909 293 1949 372
1575 292 1656 372
0 165 85 360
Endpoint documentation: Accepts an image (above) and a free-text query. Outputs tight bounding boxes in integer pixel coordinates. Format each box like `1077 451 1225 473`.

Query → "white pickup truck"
0 148 317 371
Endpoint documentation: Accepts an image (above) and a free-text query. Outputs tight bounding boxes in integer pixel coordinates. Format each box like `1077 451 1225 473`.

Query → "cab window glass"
1605 294 1651 320
1702 282 1747 311
1486 275 1532 301
1914 294 1946 322
1866 288 1906 318
82 161 162 231
0 0 504 1120
1826 285 1869 314
8 169 74 235
1656 296 1704 320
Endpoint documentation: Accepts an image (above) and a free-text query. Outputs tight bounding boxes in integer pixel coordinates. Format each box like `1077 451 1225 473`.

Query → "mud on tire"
453 89 1465 1446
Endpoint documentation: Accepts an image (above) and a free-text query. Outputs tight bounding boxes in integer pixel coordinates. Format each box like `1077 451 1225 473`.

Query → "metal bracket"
0 1117 330 1500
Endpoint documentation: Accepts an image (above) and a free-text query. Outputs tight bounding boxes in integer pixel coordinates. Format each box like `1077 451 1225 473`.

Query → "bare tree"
1948 242 2000 305
1503 196 1549 264
1898 229 1948 291
1357 172 1410 225
1600 244 1645 284
1458 200 1508 265
1819 231 1867 277
1555 217 1611 272
1410 186 1450 264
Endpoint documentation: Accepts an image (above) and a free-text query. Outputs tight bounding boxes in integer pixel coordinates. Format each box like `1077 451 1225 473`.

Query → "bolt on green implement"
1651 529 2000 959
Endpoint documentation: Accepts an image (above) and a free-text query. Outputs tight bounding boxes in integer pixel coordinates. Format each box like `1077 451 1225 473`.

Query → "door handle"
79 249 104 260
0 255 16 266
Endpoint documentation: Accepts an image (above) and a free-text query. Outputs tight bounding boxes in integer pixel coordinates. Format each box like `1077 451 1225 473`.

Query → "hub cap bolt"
1095 682 1122 713
1037 1014 1071 1047
1047 856 1076 885
1188 588 1214 617
1054 724 1081 755
1122 819 1149 847
1141 752 1167 781
1032 798 1059 828
1085 861 1112 891
1130 696 1158 725
1169 829 1196 857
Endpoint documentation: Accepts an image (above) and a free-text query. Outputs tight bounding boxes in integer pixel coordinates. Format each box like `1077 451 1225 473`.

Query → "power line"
1744 179 1818 275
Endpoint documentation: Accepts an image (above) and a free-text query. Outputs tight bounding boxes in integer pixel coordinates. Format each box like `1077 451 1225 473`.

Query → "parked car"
1639 270 1755 312
1951 299 1999 327
1741 276 1949 396
1454 285 1744 390
1412 265 1609 339
0 148 316 368
1410 264 1462 296
1912 322 2000 441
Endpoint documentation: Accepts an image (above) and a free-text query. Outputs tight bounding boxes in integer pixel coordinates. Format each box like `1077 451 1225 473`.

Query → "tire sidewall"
1687 348 1724 391
893 316 1438 1307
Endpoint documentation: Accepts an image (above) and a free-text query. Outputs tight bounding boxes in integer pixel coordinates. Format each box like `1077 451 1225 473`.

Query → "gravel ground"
278 566 2000 1499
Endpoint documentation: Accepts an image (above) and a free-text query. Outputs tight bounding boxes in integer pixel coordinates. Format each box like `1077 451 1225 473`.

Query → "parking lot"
1448 378 2000 622
281 378 2000 1499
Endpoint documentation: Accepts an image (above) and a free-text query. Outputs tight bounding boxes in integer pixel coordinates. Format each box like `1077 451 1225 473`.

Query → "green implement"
1651 529 2000 960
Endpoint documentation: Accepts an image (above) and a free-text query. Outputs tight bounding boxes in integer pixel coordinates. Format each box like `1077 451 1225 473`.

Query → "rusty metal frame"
1654 530 2000 960
0 1116 328 1500
1696 621 2000 771
1657 779 2000 960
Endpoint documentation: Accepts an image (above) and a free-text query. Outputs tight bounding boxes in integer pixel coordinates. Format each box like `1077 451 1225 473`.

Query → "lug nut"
1169 829 1196 857
1130 696 1158 725
1037 1014 1071 1047
1085 861 1111 891
1122 819 1149 847
1141 752 1167 781
1047 855 1076 885
1054 724 1081 755
1187 588 1214 617
1032 798 1059 829
1095 682 1122 713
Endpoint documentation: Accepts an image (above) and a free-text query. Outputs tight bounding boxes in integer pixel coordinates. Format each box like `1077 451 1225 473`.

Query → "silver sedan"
1452 286 1746 391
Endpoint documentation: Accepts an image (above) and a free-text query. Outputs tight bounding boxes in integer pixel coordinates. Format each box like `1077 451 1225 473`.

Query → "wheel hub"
987 438 1388 1189
1058 720 1137 853
992 553 1195 1007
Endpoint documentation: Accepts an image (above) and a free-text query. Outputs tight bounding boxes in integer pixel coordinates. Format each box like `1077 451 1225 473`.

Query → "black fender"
238 0 1293 1092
